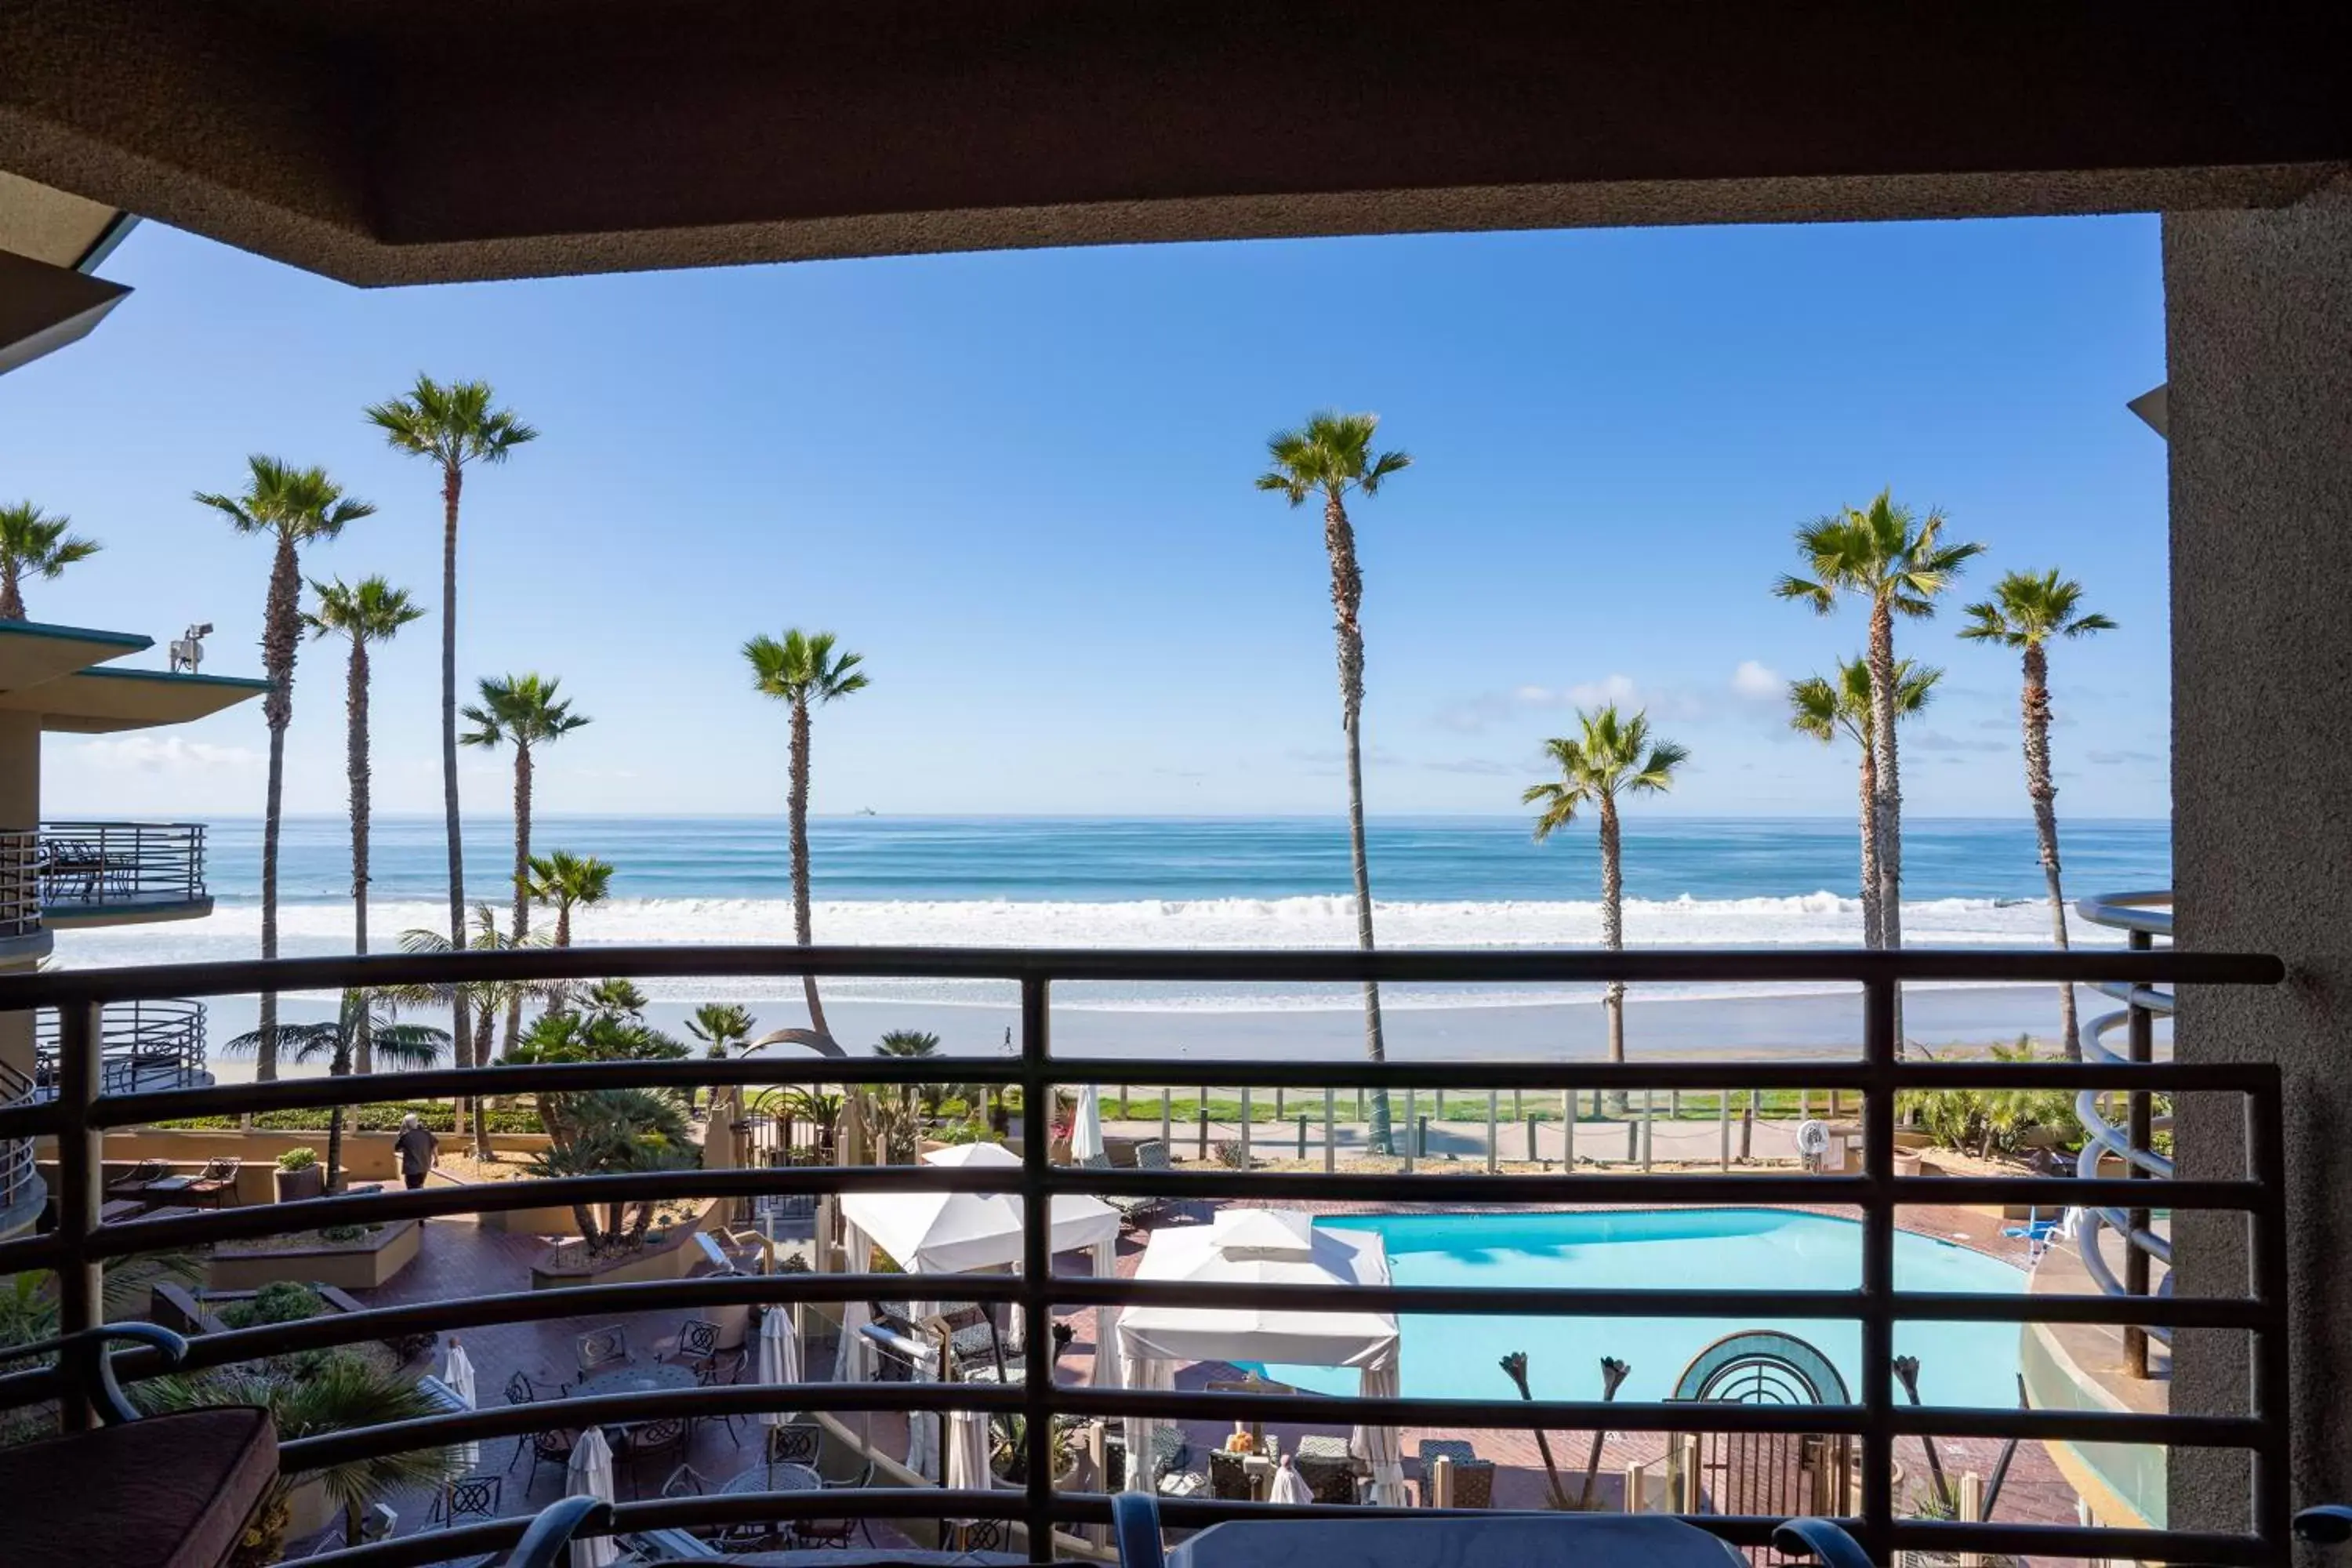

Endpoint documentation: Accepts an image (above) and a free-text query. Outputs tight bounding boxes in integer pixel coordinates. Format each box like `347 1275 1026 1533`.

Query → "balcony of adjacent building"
17 821 214 927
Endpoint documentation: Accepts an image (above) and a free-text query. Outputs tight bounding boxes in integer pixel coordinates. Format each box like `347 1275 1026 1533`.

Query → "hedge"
149 1101 548 1134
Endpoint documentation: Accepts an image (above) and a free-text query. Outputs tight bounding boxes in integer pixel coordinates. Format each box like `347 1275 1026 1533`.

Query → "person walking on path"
394 1112 439 1192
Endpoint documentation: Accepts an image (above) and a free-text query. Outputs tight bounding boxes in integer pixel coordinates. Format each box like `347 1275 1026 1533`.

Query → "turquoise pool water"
1248 1209 2026 1409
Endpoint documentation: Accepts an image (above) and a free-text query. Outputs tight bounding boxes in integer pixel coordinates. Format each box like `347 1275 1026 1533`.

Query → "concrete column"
2165 176 2352 1534
0 710 43 1085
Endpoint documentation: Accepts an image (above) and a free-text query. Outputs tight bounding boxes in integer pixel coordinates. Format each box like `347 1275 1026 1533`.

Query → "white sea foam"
48 891 2112 1013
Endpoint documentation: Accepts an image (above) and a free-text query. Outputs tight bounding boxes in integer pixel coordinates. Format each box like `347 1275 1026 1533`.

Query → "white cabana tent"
1116 1209 1407 1505
837 1142 1125 1477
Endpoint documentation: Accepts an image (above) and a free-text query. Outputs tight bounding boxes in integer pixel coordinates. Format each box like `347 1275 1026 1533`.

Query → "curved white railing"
2073 891 2174 1349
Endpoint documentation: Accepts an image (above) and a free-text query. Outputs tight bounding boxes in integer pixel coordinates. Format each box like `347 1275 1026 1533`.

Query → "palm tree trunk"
556 902 572 949
256 530 302 1081
1857 739 1881 950
440 463 471 1132
326 1042 350 1193
1865 596 1906 1052
0 562 21 621
1324 491 1391 1156
350 637 372 1075
789 696 830 1040
1599 794 1628 1115
2019 644 2079 1058
504 744 532 1058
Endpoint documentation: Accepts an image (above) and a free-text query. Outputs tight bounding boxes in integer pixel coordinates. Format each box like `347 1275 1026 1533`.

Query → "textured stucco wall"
2165 176 2352 1534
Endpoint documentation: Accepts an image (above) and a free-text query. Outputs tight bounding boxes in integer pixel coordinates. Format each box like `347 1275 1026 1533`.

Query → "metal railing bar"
245 1384 2271 1475
1018 973 1054 1563
0 942 2281 1008
1892 1520 2261 1564
18 1051 2276 1138
1858 975 1896 1563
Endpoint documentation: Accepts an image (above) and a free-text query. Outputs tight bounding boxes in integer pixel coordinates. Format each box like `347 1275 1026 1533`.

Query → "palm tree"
1774 488 1982 978
303 577 425 1073
397 906 556 1156
1256 411 1410 1155
461 673 590 1054
364 377 539 1070
1523 706 1688 1100
1961 569 2116 1058
141 1352 463 1551
195 457 373 1079
225 991 449 1192
1788 657 1943 949
0 500 100 620
687 1003 757 1056
527 849 615 947
744 630 868 1041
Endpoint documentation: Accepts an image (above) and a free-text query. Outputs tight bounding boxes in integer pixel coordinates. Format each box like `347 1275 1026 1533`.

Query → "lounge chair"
1208 1449 1252 1501
1105 1140 1178 1226
1296 1450 1362 1504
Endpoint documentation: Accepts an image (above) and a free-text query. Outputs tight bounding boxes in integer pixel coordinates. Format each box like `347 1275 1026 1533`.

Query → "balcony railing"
31 997 207 1101
0 939 2294 1567
32 821 208 919
0 829 40 942
2074 891 2177 1380
0 1058 35 1219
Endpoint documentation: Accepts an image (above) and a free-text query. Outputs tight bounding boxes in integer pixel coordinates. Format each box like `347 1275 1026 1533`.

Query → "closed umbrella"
1070 1083 1105 1163
564 1426 618 1568
1356 1360 1408 1507
1269 1455 1312 1506
443 1338 480 1468
944 1404 993 1551
756 1306 804 1428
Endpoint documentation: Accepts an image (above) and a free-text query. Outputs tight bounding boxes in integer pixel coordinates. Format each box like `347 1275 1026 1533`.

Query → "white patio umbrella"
1115 1210 1403 1499
564 1426 618 1568
946 1405 993 1496
757 1305 804 1428
1070 1083 1105 1163
443 1338 480 1468
1269 1455 1312 1505
841 1143 1121 1274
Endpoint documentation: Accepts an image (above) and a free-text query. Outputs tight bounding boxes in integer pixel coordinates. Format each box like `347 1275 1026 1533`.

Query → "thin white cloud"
70 735 263 773
1730 660 1782 700
1436 673 1704 733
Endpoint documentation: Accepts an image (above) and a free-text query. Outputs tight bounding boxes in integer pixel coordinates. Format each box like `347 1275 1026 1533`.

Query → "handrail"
32 820 207 913
2073 891 2176 1375
0 1056 34 1214
0 936 2295 1566
31 997 206 1100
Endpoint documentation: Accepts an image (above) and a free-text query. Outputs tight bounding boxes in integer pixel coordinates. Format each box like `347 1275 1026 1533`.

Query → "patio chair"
767 1418 824 1476
104 1159 170 1203
575 1324 632 1377
435 1473 503 1526
657 1317 727 1381
183 1157 242 1209
521 1425 581 1496
1208 1448 1252 1501
1295 1450 1361 1504
1105 1141 1176 1226
1446 1458 1496 1509
791 1458 880 1549
5 1323 279 1568
622 1418 688 1497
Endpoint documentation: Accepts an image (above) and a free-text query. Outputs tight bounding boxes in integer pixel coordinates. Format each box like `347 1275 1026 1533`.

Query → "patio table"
719 1461 823 1494
572 1361 699 1445
1167 1514 1748 1568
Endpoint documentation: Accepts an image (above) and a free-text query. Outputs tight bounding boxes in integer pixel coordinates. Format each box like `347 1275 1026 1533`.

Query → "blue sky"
5 215 2169 821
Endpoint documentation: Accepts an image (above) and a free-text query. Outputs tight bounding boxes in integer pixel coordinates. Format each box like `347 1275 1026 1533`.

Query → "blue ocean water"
199 814 2168 909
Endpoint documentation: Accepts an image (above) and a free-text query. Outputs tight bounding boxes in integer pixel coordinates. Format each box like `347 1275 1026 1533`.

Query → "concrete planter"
273 1163 325 1203
207 1218 421 1292
528 1199 725 1290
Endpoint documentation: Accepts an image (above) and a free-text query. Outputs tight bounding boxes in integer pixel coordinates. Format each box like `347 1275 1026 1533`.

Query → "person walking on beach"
394 1112 438 1191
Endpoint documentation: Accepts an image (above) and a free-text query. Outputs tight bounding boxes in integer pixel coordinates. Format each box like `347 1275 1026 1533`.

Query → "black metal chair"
521 1425 580 1495
575 1324 631 1377
767 1418 823 1478
437 1473 503 1526
659 1317 724 1381
792 1459 879 1549
622 1418 688 1497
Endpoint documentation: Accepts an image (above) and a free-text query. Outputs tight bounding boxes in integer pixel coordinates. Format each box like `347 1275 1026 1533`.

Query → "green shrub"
151 1102 546 1135
317 1224 376 1245
218 1282 326 1330
275 1147 318 1172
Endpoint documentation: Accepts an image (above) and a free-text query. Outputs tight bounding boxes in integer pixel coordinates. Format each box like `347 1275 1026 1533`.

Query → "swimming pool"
1247 1208 2026 1409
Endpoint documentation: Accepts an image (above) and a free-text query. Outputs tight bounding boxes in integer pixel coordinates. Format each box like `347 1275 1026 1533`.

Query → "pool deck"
281 1192 2076 1555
